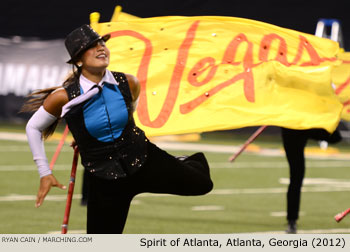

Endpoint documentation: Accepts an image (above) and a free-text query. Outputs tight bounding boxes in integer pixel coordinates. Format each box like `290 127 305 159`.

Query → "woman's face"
80 40 110 72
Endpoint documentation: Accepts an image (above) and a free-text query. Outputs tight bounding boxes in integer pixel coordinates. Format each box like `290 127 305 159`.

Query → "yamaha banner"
0 37 70 120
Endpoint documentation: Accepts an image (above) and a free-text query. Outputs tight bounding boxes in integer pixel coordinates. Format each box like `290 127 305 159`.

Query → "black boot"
286 220 297 234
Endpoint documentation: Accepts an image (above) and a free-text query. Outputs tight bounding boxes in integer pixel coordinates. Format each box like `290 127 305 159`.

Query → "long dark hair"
21 66 82 139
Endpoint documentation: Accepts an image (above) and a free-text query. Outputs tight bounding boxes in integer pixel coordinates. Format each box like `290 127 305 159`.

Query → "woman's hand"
70 140 77 148
36 174 66 208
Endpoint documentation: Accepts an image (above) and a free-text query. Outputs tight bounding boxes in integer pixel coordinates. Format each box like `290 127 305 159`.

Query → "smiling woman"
21 24 213 234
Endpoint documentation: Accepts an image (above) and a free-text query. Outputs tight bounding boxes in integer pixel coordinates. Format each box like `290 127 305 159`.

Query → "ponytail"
21 66 82 139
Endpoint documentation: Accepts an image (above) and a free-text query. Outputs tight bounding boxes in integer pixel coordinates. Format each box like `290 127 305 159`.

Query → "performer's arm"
26 89 68 207
125 74 140 112
26 106 57 178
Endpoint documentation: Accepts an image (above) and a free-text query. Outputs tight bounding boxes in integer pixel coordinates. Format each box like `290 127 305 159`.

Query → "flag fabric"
91 15 342 136
333 51 350 121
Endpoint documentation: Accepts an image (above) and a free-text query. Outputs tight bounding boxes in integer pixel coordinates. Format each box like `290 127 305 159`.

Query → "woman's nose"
97 40 105 47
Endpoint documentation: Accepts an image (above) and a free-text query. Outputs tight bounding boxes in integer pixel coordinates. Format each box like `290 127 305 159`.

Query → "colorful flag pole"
229 125 267 162
61 146 79 234
50 125 69 170
334 207 350 222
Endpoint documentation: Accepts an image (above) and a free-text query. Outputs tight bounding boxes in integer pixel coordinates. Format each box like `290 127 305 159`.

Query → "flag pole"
61 146 79 234
110 5 122 22
50 125 69 170
335 207 350 222
228 126 267 162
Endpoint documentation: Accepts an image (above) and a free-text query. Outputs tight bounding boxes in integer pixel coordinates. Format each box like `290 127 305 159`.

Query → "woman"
281 127 341 233
23 24 213 233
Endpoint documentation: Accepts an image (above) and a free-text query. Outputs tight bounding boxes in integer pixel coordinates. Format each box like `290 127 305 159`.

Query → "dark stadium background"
1 0 349 50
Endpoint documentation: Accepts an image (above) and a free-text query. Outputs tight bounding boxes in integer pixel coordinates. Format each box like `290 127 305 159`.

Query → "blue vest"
64 72 148 180
81 82 128 142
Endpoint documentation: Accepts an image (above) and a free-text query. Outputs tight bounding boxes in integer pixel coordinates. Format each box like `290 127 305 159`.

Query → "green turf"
0 126 350 234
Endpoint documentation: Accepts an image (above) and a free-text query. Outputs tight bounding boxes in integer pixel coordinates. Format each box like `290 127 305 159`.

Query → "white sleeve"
26 106 57 178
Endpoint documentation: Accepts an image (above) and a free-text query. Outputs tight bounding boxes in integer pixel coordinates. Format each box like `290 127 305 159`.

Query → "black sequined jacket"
63 72 148 180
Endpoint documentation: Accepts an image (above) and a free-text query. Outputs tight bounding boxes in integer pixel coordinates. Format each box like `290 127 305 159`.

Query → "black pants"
86 141 213 234
281 128 341 221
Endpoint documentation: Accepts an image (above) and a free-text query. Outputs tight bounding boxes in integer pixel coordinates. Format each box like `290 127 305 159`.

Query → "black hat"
65 24 110 64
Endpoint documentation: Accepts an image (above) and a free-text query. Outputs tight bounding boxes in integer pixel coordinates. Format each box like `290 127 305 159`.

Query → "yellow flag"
110 6 139 22
93 16 342 136
333 51 350 121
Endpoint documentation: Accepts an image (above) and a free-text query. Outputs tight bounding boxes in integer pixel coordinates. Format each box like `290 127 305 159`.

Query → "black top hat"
65 24 110 64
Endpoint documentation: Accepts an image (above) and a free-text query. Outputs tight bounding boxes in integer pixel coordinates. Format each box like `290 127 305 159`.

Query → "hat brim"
66 33 111 64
